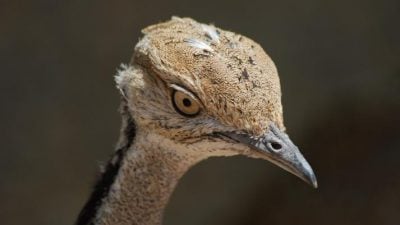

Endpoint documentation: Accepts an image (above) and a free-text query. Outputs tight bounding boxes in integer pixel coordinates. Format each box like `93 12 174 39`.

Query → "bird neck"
93 131 199 225
75 102 204 225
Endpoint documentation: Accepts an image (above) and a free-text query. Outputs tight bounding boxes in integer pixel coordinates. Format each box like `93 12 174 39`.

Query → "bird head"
116 17 317 188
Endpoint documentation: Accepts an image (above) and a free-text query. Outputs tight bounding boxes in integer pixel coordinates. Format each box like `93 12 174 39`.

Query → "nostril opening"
271 142 282 150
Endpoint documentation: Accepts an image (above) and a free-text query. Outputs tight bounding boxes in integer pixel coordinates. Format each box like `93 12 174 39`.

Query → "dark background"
1 0 399 225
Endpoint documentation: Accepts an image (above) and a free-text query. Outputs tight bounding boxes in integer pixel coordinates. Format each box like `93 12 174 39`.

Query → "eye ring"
172 89 201 117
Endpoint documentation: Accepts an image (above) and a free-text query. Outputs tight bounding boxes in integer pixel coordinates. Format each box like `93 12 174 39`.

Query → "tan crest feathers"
131 17 284 136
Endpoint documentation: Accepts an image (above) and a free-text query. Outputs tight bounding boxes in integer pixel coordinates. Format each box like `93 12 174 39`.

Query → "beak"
221 124 318 188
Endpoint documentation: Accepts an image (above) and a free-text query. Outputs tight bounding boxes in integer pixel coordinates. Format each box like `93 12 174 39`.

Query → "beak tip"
312 179 318 189
307 173 318 189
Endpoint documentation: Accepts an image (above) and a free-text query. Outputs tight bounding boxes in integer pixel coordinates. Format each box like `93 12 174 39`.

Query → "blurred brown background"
1 0 399 225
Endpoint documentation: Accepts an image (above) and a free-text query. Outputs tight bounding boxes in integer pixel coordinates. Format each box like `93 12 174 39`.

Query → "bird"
75 17 317 225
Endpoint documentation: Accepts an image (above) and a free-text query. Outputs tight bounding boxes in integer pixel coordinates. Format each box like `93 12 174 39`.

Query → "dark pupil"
182 98 192 107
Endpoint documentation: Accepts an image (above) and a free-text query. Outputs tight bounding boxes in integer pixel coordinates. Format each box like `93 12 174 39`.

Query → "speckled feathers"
84 17 305 225
131 17 284 136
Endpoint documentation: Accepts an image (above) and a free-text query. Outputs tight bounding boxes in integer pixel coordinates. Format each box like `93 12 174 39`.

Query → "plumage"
76 17 317 225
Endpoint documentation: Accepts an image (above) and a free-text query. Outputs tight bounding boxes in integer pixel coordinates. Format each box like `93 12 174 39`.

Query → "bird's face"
116 17 317 187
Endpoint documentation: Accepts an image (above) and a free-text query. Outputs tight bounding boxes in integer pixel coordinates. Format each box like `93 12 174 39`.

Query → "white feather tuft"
184 38 214 52
201 24 220 43
115 64 134 99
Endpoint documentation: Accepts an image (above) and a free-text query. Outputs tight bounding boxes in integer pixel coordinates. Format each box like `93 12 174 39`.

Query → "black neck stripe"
75 103 136 225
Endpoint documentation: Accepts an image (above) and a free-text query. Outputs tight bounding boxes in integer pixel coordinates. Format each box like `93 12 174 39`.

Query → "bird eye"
172 90 200 117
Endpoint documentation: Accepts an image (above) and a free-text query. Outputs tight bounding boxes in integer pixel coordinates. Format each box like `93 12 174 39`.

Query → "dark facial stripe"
75 102 136 225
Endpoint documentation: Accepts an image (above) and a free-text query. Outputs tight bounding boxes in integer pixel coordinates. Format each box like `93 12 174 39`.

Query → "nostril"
271 142 282 150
